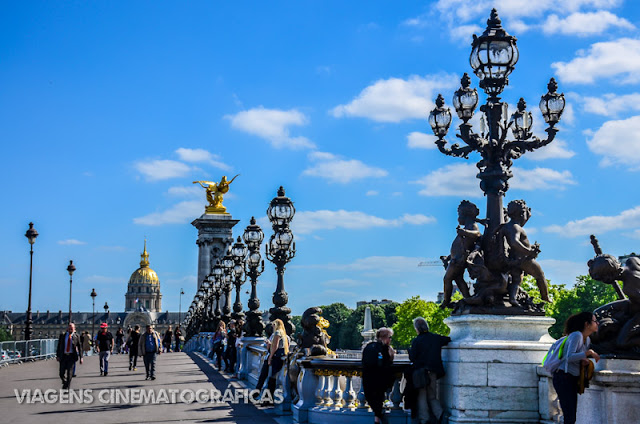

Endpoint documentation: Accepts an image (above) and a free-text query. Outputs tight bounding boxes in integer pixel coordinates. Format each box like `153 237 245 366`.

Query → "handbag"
412 367 431 389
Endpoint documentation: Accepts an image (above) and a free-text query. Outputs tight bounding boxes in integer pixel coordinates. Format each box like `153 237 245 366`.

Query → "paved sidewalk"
0 352 282 424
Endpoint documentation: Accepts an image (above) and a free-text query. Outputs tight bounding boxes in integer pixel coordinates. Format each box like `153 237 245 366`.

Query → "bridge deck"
0 352 284 424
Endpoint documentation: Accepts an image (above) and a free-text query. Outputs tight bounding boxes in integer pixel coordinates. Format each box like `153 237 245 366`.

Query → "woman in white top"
553 312 601 424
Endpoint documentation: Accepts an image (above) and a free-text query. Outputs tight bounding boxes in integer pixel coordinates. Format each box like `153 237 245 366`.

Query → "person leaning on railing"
361 327 395 424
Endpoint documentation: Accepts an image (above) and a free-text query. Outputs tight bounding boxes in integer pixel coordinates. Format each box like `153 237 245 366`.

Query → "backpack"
541 336 568 374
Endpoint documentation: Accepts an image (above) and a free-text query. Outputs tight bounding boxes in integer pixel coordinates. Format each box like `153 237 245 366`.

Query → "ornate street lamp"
231 236 247 320
211 260 224 324
221 251 235 323
179 288 185 324
243 217 265 337
429 8 565 233
24 222 39 341
67 260 76 324
424 8 566 312
265 186 296 335
90 288 97 338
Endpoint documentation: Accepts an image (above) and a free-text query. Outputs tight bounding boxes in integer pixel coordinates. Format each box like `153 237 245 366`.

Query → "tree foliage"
0 327 12 342
522 275 618 339
318 302 399 350
391 296 453 349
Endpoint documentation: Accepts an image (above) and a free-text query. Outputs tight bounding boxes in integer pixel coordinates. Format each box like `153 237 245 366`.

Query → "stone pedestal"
576 359 640 424
192 213 239 289
441 315 555 424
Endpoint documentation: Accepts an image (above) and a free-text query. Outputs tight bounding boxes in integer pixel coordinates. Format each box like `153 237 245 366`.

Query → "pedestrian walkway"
0 352 285 424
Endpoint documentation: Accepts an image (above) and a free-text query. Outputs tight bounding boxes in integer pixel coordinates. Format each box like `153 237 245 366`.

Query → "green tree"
0 327 12 342
318 303 353 350
338 304 390 350
291 315 303 342
392 296 452 349
522 274 618 339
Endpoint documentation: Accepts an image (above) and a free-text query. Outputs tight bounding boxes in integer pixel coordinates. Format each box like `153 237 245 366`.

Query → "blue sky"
1 1 639 317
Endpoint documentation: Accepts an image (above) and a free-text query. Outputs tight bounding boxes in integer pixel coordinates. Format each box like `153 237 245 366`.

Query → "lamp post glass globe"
25 222 39 245
453 73 478 122
429 94 452 137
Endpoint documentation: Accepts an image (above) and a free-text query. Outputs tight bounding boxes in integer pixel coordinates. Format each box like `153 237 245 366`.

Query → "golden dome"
128 240 160 285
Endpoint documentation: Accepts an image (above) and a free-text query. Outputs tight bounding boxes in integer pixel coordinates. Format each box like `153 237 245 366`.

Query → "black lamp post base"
244 310 265 337
269 306 294 335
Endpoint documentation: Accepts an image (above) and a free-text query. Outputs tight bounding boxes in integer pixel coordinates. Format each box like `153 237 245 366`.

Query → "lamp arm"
436 137 475 159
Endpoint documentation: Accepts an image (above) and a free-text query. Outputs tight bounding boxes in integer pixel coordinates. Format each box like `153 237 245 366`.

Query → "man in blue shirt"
138 324 161 380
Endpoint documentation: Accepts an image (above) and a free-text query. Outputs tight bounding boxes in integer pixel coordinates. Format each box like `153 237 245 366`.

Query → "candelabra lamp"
243 217 266 337
265 186 296 335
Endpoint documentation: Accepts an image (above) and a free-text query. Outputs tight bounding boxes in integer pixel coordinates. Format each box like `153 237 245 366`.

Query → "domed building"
4 240 182 342
125 241 162 312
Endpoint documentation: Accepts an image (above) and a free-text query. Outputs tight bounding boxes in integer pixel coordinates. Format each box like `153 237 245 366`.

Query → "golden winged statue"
193 174 239 214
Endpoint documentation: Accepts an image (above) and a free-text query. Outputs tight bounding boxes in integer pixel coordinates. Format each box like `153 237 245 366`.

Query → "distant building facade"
2 242 180 341
356 299 394 308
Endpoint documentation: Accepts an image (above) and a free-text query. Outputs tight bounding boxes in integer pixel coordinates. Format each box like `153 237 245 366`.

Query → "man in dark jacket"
56 323 83 389
409 317 451 424
127 325 141 371
362 327 395 424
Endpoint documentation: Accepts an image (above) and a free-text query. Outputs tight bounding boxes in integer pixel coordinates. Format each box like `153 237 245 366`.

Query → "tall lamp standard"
231 236 247 320
243 217 265 337
24 222 39 341
67 260 76 324
428 9 565 234
103 302 109 324
221 251 235 324
179 288 185 324
211 261 224 325
90 288 97 338
265 186 296 335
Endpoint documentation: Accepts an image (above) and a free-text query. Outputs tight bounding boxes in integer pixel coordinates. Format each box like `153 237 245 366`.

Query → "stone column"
192 213 239 290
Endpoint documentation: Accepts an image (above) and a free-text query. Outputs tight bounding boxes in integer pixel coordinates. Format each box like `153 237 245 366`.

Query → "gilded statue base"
205 205 229 215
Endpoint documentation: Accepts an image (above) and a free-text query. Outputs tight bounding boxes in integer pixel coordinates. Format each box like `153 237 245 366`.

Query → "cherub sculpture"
193 174 239 214
440 200 483 308
588 235 640 356
500 200 550 306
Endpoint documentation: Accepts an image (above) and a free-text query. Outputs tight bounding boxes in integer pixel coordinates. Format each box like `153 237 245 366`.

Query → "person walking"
96 323 114 376
115 327 125 354
82 331 92 357
225 321 238 372
408 317 451 424
174 325 183 352
210 321 226 370
127 325 141 371
163 325 173 353
56 323 83 389
551 312 600 424
362 327 395 424
139 324 162 380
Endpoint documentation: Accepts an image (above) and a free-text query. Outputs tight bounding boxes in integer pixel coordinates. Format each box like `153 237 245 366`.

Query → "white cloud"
407 131 437 149
58 239 86 246
414 163 575 196
135 160 193 182
330 74 458 123
366 190 379 196
302 256 425 274
587 115 640 169
302 151 388 183
291 210 436 234
321 278 370 287
582 93 640 117
432 0 624 41
525 139 576 160
133 200 203 226
543 11 633 37
510 167 576 190
175 148 231 171
225 107 315 149
166 185 202 198
552 38 640 84
544 205 640 237
413 163 481 197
